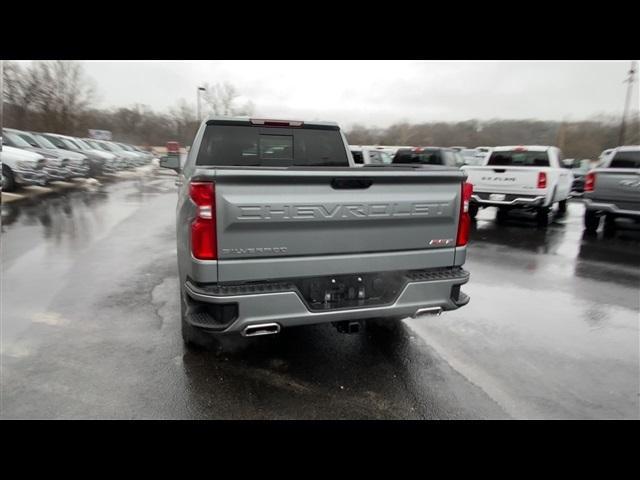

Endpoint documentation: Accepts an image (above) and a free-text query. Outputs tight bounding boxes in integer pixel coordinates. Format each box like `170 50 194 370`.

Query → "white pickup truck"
462 145 573 227
349 146 394 166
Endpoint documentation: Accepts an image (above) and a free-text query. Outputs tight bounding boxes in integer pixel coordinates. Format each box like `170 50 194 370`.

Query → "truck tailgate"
464 166 544 194
211 168 464 282
591 169 640 206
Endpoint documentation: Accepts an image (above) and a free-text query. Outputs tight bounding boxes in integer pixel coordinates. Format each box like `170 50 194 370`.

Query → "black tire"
536 207 550 228
2 165 16 192
496 207 509 223
469 203 479 219
603 215 617 237
557 199 567 215
180 290 220 350
89 162 103 178
584 209 601 233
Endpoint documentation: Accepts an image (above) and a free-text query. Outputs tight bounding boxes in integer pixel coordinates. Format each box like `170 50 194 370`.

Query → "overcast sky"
78 60 638 129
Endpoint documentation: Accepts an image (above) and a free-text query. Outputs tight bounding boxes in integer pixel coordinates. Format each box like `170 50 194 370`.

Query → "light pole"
619 61 637 145
197 86 206 122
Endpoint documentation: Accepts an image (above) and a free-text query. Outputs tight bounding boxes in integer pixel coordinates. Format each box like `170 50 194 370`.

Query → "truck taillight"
584 172 595 192
190 182 217 260
537 171 547 189
456 182 473 247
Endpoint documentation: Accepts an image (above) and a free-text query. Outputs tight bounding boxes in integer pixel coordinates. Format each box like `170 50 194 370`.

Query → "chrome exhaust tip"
412 307 443 318
242 323 281 337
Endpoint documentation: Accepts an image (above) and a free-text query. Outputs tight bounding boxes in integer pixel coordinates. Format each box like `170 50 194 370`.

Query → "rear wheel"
584 209 601 233
536 207 550 228
496 207 509 223
469 203 479 219
557 199 567 215
603 215 617 237
2 165 16 192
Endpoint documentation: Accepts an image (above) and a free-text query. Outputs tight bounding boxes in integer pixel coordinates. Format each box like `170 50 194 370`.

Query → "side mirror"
159 155 180 172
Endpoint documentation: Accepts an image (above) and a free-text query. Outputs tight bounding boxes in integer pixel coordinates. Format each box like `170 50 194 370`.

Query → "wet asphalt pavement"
1 172 638 419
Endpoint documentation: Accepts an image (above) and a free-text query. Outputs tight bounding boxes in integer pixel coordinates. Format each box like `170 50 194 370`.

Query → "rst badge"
429 238 454 246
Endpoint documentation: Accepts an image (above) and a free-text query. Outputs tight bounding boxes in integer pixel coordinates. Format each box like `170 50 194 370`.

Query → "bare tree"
2 61 48 129
32 61 97 133
169 99 199 145
201 82 254 117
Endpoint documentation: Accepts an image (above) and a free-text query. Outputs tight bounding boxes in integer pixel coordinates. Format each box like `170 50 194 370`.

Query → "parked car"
459 148 487 167
6 128 92 180
597 148 615 167
583 145 640 234
2 128 73 183
115 142 151 165
392 147 465 167
356 145 413 159
91 140 140 168
564 158 592 194
349 146 393 165
40 133 117 176
1 145 48 192
475 146 492 154
82 138 130 170
159 117 472 347
450 146 466 152
462 145 574 227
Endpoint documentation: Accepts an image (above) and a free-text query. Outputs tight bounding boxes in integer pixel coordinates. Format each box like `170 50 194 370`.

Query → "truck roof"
492 145 554 152
204 116 340 129
615 145 640 152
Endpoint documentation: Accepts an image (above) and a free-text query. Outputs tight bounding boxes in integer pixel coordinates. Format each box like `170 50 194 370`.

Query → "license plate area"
294 272 406 311
489 193 506 201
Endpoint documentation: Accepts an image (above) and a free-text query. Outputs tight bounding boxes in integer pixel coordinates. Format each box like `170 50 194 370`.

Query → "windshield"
61 138 82 150
33 134 57 149
86 140 104 150
487 150 550 167
16 132 39 147
196 124 349 167
609 151 640 169
106 143 125 152
3 131 33 148
98 142 117 152
72 138 93 150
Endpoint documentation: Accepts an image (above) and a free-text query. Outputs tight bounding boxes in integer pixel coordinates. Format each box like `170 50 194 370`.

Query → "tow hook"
332 320 361 334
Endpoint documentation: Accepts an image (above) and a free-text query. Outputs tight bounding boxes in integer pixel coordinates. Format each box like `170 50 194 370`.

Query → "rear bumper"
183 267 470 334
471 193 546 207
583 199 640 217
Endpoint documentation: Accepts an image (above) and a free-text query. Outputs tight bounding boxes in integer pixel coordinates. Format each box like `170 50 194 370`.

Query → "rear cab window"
487 149 550 167
609 151 640 169
196 123 349 167
392 149 444 165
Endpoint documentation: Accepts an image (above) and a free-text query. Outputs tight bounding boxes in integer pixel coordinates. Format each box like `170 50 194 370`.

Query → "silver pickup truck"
161 117 472 347
583 145 640 234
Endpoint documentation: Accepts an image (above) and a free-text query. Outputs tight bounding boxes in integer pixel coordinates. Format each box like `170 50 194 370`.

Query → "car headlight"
17 161 39 170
